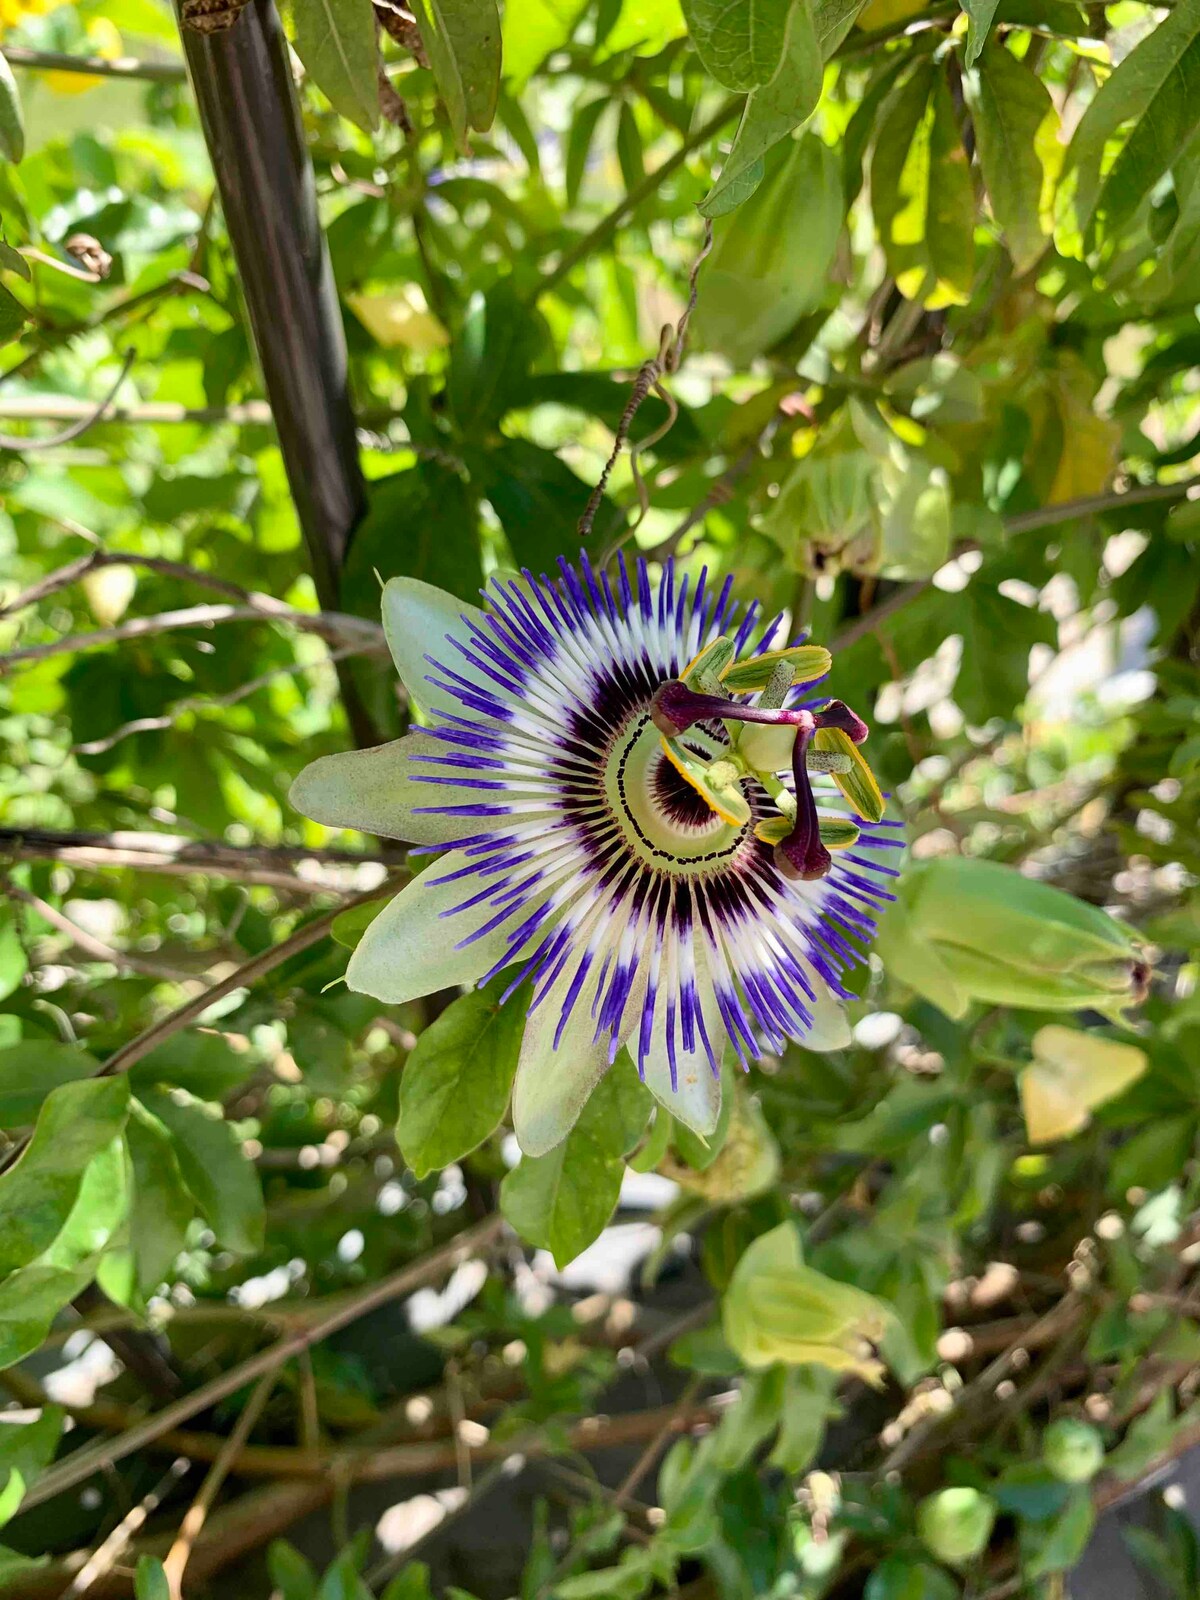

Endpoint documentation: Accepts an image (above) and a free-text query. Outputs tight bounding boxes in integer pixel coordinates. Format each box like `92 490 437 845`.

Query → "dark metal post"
174 0 376 741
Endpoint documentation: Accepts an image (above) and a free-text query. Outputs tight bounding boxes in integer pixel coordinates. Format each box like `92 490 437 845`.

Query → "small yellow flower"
0 0 48 31
45 16 122 93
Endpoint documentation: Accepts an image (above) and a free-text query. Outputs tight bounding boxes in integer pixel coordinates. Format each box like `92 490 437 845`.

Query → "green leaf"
316 1547 375 1599
411 0 502 147
500 1056 649 1267
40 1138 128 1270
0 1406 63 1495
681 0 791 90
769 1367 835 1472
341 463 483 613
1062 0 1200 250
0 911 25 1004
0 1471 23 1533
397 977 524 1178
969 43 1060 273
502 0 583 88
140 1088 264 1256
447 281 551 429
700 0 822 214
960 0 999 66
0 50 23 164
872 64 975 306
0 280 25 347
565 97 609 207
813 0 866 54
0 1042 97 1129
0 241 28 281
0 1262 96 1371
291 0 380 134
380 1563 434 1600
268 1541 320 1600
331 897 390 950
865 1558 958 1600
0 1077 129 1277
940 582 1054 721
134 1556 171 1600
616 100 645 192
478 438 593 569
126 1101 195 1294
696 136 842 361
129 1032 256 1100
1022 1487 1095 1578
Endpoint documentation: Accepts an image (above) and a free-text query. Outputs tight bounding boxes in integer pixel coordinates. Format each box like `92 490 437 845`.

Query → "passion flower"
291 557 899 1154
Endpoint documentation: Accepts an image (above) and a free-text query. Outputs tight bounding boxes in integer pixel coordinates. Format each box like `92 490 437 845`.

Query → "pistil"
649 681 873 883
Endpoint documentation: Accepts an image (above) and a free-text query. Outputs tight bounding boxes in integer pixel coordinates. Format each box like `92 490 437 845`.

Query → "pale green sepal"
381 576 492 720
346 851 517 1004
290 731 492 844
723 1221 889 1381
512 953 648 1158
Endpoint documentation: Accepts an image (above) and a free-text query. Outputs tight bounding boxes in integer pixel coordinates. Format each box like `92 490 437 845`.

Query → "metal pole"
174 0 376 742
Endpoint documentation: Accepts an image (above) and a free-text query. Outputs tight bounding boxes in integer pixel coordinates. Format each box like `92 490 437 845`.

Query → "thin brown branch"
161 1368 280 1598
96 882 396 1080
537 99 739 301
830 474 1200 653
71 641 370 759
0 826 400 892
6 883 191 981
0 600 384 673
22 1214 505 1511
0 350 135 453
66 1458 190 1595
1 43 188 81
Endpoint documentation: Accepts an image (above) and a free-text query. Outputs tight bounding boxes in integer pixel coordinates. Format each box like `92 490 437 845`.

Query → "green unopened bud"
723 1221 889 1382
917 1488 996 1567
1020 1025 1147 1146
875 858 1149 1022
1043 1418 1105 1483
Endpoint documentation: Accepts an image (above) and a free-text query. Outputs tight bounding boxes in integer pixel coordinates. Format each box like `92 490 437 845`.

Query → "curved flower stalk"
291 556 901 1155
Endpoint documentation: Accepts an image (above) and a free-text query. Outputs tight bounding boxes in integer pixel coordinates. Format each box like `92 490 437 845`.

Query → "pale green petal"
641 957 724 1137
289 731 487 844
801 962 852 1052
512 957 648 1158
381 577 493 719
346 850 517 1004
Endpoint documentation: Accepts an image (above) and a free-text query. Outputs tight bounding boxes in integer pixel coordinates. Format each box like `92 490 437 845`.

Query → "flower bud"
723 1221 889 1382
916 1487 997 1567
1019 1026 1147 1146
1043 1418 1105 1483
875 857 1148 1022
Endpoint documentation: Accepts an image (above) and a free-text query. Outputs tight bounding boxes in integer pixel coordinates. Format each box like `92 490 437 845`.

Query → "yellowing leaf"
856 0 923 27
1048 354 1119 503
348 288 450 352
1020 1025 1148 1146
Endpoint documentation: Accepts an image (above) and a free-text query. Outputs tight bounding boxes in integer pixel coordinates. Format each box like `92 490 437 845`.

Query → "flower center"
649 679 872 883
603 711 749 875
